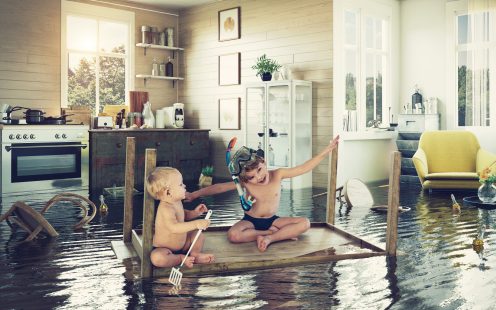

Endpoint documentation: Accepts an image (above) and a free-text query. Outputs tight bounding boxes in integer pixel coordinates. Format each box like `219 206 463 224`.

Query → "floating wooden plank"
124 223 385 278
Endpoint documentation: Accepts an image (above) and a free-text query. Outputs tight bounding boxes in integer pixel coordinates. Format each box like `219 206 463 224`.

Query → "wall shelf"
135 74 184 87
135 43 184 57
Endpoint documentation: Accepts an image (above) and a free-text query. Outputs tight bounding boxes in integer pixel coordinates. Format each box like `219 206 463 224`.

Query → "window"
335 0 392 132
454 8 495 127
61 1 134 114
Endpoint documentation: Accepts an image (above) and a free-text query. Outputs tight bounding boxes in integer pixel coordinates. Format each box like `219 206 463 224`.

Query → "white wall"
400 0 496 153
400 0 447 129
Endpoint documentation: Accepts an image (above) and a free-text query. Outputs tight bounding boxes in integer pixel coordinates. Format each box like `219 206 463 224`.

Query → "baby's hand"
195 219 210 230
194 203 208 215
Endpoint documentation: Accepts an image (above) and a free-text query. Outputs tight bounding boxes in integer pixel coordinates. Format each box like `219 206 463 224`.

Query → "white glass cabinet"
245 80 312 189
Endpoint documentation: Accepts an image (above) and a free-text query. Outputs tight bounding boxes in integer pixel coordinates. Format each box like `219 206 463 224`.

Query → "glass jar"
141 25 151 44
477 182 496 203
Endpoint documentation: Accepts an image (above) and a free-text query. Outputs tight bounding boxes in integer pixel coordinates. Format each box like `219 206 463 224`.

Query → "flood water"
1 182 496 309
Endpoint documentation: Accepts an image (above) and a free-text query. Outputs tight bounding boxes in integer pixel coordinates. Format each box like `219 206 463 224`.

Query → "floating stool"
0 193 97 242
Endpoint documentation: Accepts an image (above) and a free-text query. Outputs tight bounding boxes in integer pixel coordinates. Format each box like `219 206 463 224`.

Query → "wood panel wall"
0 0 179 120
0 0 62 118
179 0 333 187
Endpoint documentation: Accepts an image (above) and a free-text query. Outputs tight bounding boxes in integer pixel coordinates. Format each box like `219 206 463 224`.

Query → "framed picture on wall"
219 52 240 86
218 7 240 41
219 98 241 130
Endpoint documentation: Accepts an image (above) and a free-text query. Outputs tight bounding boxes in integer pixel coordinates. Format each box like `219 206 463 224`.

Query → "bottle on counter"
412 85 423 113
166 56 173 77
152 57 159 76
268 144 275 166
159 59 166 76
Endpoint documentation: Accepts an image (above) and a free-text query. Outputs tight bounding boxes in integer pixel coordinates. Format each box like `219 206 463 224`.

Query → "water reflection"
2 183 496 309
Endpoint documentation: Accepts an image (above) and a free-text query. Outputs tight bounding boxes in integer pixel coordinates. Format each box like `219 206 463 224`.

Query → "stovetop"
0 124 89 143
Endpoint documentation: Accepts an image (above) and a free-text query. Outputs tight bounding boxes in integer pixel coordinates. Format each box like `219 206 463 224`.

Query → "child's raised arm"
278 135 339 179
184 181 236 202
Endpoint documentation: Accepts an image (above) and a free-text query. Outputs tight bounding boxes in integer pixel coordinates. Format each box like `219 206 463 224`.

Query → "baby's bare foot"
179 255 195 268
194 253 215 264
257 235 272 252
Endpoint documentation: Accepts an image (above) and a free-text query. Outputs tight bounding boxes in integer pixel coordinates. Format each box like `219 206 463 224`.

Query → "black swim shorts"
242 213 279 231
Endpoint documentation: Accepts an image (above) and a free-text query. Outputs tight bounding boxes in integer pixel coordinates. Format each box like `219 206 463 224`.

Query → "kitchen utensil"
24 109 46 124
169 209 212 287
0 104 10 113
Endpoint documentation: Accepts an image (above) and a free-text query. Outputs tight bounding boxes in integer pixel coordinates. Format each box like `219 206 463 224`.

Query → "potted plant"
251 54 282 81
198 166 214 188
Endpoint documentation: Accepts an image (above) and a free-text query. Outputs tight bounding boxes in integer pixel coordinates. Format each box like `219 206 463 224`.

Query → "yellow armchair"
412 131 496 190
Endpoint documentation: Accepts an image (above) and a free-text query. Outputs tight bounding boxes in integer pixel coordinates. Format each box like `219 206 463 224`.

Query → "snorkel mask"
226 137 261 211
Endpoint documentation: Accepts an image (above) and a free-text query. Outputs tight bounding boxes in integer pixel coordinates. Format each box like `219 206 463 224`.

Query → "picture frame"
219 98 241 130
218 53 241 86
218 7 240 41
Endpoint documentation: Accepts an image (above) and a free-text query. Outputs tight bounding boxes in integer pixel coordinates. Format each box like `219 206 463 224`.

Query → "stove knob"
62 134 67 139
16 134 21 140
23 134 28 139
55 134 60 139
30 134 35 139
9 134 14 140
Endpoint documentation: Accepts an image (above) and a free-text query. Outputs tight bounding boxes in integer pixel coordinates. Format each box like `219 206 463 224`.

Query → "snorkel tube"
226 137 256 211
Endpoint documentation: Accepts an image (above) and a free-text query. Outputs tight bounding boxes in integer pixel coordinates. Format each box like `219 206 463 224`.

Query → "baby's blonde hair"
146 167 180 200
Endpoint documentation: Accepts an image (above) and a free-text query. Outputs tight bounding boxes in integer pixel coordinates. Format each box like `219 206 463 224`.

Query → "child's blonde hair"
146 167 180 200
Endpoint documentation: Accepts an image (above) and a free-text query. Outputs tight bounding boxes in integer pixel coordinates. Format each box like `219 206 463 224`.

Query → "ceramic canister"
155 109 166 128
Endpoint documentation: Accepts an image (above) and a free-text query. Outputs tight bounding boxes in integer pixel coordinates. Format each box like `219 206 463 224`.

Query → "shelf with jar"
135 43 184 56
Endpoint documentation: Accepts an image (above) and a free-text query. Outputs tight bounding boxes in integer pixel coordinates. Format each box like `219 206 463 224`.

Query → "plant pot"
477 182 496 203
199 174 213 188
261 72 272 81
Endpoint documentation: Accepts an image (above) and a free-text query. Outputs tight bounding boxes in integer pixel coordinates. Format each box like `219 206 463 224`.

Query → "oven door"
2 142 87 191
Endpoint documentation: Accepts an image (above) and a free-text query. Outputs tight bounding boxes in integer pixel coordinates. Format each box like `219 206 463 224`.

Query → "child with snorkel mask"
185 136 339 252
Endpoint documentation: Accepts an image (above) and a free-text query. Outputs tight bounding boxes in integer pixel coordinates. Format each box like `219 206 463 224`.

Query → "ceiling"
127 0 218 11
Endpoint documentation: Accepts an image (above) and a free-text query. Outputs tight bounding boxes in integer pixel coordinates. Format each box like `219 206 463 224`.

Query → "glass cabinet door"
246 86 266 152
293 84 312 166
267 84 290 168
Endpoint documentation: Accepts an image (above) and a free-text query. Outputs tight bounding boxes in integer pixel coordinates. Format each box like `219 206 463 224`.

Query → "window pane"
458 15 468 44
366 54 374 125
345 11 357 45
67 16 97 51
99 56 126 113
457 50 472 126
68 53 96 110
99 21 127 54
345 51 357 110
376 55 383 122
366 17 373 48
375 19 382 49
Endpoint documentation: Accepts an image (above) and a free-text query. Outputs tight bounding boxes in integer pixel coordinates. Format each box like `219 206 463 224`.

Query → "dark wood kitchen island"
89 129 210 193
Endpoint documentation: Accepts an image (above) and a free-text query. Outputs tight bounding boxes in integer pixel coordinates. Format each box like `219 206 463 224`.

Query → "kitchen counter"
89 129 210 193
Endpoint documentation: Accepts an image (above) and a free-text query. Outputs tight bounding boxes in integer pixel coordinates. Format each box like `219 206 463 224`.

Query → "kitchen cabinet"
245 80 312 189
89 129 210 193
398 114 440 136
135 43 184 87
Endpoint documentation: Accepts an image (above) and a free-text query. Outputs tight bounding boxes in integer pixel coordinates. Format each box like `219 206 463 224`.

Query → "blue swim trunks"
242 213 279 231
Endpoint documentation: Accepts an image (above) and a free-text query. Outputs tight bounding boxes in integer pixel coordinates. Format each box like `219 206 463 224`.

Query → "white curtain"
468 0 496 126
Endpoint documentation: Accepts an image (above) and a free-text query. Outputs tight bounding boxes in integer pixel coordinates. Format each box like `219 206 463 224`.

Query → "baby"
146 167 215 268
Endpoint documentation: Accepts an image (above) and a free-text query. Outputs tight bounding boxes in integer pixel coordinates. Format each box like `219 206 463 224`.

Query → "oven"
1 125 89 195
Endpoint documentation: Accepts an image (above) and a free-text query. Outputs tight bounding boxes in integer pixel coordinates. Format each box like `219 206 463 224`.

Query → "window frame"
446 0 496 129
334 0 393 133
61 0 135 112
